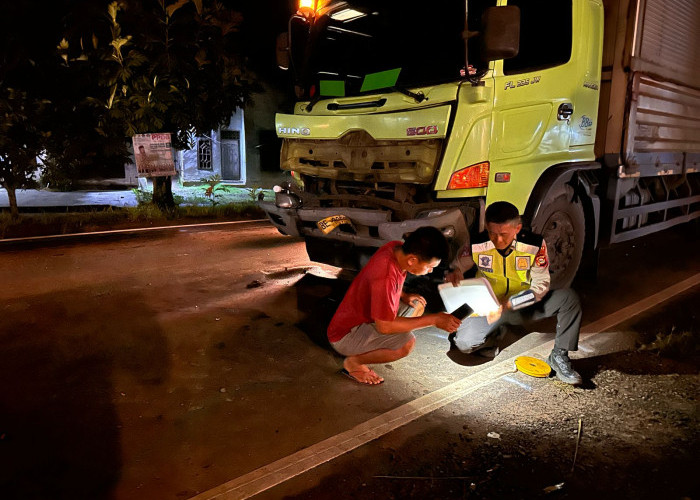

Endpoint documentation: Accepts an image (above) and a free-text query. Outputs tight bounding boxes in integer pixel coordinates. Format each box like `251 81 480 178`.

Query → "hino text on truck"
260 0 700 290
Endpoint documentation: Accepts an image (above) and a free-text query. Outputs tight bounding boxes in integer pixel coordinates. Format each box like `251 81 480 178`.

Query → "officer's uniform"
450 230 581 354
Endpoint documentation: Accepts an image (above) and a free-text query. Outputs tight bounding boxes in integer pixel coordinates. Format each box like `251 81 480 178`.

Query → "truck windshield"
290 1 486 99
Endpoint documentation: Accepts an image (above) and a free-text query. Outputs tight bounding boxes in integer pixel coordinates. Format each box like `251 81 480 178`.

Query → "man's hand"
433 312 462 333
445 271 462 287
486 306 503 325
401 293 426 308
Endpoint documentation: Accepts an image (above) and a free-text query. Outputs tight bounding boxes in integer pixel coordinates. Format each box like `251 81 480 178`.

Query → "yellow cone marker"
515 356 552 378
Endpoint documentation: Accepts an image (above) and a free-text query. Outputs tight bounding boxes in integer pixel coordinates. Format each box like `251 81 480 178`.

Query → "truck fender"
523 162 601 250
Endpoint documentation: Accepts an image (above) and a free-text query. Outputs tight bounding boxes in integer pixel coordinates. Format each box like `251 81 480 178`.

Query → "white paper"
438 277 500 316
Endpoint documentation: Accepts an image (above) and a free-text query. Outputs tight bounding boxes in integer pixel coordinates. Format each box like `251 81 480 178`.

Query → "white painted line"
192 272 700 500
426 331 449 340
193 358 521 500
0 219 269 244
579 273 700 336
502 375 533 392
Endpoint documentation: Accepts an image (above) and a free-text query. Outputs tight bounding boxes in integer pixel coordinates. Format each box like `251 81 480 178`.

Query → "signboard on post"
132 133 177 178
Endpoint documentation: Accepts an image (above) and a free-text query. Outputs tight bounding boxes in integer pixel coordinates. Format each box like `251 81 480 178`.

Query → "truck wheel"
531 195 585 289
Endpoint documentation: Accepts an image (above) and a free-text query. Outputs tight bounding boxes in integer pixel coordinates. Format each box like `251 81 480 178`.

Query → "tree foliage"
0 90 46 217
1 0 255 213
0 0 63 217
65 0 254 208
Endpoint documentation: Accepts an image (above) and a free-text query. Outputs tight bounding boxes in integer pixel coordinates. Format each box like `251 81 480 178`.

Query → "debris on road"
544 482 565 494
571 418 583 472
246 279 264 289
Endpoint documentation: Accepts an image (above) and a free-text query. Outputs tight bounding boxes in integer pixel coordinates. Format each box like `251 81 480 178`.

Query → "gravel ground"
277 289 699 500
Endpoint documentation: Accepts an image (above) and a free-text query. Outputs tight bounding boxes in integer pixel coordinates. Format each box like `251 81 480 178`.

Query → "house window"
198 138 212 170
503 0 572 75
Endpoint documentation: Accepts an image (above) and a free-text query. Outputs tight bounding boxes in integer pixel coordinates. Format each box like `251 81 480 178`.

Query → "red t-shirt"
327 241 406 343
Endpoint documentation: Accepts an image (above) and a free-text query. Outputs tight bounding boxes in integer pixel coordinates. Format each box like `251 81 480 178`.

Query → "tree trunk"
5 184 19 219
152 176 175 211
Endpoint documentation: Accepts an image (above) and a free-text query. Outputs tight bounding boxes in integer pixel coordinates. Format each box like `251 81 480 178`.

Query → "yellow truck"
260 0 700 288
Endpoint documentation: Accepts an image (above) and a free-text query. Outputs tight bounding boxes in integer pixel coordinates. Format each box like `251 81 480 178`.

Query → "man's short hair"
485 201 521 225
402 226 449 262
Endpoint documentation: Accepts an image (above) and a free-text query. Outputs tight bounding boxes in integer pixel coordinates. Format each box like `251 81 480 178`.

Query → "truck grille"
281 130 443 184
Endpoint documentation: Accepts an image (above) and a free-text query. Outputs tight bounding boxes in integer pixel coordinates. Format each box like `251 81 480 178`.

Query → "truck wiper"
327 98 387 111
393 87 426 103
304 93 323 112
307 87 424 112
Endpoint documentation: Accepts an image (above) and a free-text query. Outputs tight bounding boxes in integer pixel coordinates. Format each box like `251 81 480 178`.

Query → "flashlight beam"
192 273 700 500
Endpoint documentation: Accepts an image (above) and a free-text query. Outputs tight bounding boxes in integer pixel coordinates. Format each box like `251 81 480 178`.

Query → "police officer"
446 201 583 385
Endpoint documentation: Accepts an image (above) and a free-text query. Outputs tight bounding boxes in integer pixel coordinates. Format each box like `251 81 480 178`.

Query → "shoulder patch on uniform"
534 242 549 268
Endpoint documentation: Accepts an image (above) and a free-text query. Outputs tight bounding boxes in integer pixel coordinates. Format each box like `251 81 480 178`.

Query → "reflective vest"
471 231 544 300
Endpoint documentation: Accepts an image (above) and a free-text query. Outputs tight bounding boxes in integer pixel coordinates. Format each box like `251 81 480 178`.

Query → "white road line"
426 331 449 340
579 273 700 335
502 375 534 392
0 219 269 244
192 273 700 500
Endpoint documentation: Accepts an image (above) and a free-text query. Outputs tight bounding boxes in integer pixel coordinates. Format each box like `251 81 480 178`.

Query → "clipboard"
438 277 500 317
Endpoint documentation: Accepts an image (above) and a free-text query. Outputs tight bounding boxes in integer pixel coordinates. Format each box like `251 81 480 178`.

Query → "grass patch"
133 183 274 206
0 182 274 239
0 202 266 239
638 329 698 359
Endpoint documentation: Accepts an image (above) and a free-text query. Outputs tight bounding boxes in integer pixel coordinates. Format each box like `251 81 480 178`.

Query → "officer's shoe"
547 348 582 385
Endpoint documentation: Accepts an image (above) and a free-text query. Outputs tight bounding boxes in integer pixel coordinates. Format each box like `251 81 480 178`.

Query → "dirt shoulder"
271 290 699 500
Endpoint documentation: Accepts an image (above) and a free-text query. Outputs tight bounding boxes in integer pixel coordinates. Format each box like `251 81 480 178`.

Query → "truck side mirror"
276 32 290 70
480 6 520 61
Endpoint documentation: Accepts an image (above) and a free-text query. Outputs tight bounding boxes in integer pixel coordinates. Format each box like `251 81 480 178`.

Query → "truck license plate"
317 215 353 234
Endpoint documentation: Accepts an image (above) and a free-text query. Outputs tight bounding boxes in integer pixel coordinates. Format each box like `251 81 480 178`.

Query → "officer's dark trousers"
452 288 582 353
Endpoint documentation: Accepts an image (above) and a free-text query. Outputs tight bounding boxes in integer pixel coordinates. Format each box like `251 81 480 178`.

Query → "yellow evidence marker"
514 356 552 378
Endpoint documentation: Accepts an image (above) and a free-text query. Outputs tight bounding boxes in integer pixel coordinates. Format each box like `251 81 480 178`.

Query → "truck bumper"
259 200 468 269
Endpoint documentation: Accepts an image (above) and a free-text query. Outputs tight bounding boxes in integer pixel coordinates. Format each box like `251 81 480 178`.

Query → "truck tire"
531 195 585 290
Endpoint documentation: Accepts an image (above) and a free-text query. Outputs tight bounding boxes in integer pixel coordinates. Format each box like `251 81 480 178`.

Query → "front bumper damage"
259 200 468 270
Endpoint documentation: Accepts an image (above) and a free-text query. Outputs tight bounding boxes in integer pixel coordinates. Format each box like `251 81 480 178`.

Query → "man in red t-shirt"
328 226 462 385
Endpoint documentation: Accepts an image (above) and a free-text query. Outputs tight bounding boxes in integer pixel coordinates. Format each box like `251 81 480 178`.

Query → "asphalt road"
0 221 697 499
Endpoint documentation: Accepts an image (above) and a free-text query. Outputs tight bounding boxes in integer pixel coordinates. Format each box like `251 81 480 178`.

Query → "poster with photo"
132 133 177 177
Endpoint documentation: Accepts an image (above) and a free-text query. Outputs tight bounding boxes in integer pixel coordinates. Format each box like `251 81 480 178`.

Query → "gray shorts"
331 323 415 356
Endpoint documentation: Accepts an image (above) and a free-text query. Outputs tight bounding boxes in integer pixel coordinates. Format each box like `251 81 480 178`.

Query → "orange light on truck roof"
298 0 317 16
448 162 490 189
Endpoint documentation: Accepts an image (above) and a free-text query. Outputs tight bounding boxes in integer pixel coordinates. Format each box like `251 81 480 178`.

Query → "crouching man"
328 226 462 385
446 201 583 385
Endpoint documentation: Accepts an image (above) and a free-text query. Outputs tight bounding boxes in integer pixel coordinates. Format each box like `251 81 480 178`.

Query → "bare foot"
342 361 384 385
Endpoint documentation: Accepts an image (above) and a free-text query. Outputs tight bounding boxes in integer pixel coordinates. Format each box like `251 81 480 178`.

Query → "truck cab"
260 0 699 288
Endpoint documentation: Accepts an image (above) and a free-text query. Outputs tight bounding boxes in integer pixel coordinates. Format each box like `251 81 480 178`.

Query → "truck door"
488 0 577 212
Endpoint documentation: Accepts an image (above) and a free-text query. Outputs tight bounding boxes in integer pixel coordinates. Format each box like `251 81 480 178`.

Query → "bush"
132 188 153 205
